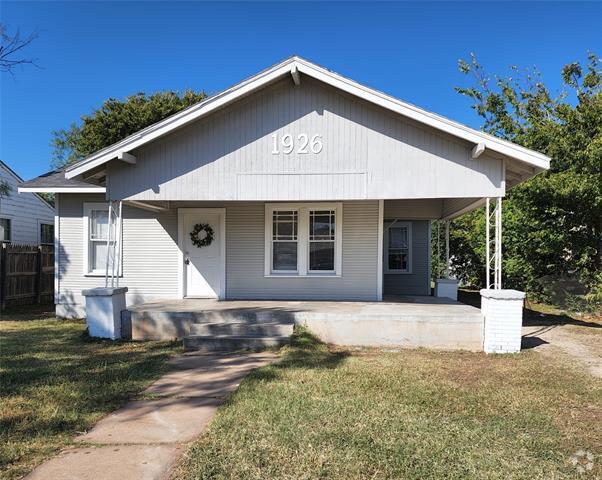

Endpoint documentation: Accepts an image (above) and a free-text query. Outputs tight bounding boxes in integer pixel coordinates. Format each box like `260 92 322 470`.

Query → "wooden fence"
0 244 54 309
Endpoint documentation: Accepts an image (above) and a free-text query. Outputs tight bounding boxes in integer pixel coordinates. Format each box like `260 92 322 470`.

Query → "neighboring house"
0 160 54 246
20 57 550 320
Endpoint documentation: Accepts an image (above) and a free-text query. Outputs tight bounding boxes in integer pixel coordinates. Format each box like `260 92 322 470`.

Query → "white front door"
179 209 225 298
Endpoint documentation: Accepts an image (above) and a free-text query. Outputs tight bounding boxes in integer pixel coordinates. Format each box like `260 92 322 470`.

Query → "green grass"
0 305 181 480
174 328 601 480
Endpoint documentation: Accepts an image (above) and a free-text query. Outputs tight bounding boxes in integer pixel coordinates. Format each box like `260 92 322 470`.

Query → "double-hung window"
266 203 342 276
40 223 54 245
0 218 11 243
271 210 298 272
385 221 412 273
83 203 119 275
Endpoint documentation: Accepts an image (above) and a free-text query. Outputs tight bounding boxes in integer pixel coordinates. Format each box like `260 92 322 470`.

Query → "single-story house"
20 57 549 352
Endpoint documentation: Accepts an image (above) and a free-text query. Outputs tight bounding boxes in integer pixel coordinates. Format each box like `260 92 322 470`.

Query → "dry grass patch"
174 328 601 480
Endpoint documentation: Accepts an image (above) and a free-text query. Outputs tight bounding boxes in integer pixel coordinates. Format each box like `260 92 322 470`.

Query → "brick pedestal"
82 287 128 340
480 289 525 354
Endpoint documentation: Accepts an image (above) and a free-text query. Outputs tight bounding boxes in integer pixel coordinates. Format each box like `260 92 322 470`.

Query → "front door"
180 209 224 298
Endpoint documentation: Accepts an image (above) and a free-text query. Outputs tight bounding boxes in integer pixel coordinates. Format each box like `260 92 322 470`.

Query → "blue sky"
1 1 600 180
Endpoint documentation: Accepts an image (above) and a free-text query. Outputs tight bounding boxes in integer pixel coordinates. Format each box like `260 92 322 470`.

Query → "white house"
0 160 54 245
20 57 549 352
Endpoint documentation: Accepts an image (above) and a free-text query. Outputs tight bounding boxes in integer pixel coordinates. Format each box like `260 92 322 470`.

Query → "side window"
385 222 412 273
40 223 54 245
0 218 11 243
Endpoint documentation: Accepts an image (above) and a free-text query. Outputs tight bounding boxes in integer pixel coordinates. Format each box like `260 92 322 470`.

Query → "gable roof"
0 160 55 210
18 167 106 193
64 56 550 180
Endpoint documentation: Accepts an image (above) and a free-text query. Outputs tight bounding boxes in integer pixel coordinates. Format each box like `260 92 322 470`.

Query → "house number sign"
271 133 323 154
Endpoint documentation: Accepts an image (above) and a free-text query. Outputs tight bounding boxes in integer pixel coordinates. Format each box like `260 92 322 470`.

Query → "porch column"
435 219 458 300
481 197 525 354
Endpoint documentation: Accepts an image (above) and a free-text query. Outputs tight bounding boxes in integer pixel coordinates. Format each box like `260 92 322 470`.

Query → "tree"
52 90 207 167
0 23 38 74
443 53 601 308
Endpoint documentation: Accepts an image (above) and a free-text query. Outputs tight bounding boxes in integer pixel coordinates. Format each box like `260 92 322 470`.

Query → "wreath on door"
190 223 214 248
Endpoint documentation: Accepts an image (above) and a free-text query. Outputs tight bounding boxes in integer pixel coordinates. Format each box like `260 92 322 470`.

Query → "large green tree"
52 90 206 167
439 53 601 307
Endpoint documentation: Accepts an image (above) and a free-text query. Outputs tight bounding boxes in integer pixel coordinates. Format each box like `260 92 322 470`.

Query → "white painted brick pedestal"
82 287 128 340
435 278 458 301
481 289 526 354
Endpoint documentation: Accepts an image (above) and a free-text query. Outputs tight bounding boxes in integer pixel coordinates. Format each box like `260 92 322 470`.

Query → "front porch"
122 295 484 351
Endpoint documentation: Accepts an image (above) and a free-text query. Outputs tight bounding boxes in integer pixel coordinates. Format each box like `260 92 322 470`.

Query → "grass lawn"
174 329 601 480
0 305 181 480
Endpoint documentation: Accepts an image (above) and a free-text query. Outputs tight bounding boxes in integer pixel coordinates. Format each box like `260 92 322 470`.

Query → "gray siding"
107 77 504 202
383 220 430 296
57 196 379 316
384 199 442 219
0 163 54 245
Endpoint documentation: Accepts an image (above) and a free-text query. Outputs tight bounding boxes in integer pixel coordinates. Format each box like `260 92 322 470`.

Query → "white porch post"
435 219 458 300
481 196 525 353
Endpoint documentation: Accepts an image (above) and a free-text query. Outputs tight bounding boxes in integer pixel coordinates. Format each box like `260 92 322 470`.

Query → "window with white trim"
40 223 54 245
83 203 119 275
0 218 10 243
266 203 342 276
385 221 412 273
272 210 298 272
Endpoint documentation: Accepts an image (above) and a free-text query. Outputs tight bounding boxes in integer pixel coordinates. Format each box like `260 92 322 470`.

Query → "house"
19 57 549 352
0 160 54 246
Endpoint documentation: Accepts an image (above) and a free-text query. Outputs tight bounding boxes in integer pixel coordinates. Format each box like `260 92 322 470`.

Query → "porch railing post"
497 197 502 289
485 198 490 289
445 220 450 277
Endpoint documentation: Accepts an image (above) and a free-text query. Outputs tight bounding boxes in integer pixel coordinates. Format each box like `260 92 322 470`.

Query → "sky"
1 1 600 181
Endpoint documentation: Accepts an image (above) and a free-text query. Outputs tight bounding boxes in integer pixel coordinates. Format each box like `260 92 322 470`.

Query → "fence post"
0 244 6 311
36 246 43 304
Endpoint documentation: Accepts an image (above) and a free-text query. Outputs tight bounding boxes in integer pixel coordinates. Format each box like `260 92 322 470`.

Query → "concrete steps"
183 334 291 352
189 322 294 337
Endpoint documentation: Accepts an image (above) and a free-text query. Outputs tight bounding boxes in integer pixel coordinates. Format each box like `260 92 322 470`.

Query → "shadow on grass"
243 327 349 384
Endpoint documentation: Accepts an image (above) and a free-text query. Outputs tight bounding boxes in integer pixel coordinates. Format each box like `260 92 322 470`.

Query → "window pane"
90 210 109 240
309 242 334 271
273 211 297 240
40 224 54 244
310 210 335 240
91 241 108 271
388 250 408 271
389 227 407 249
273 242 297 271
0 218 10 242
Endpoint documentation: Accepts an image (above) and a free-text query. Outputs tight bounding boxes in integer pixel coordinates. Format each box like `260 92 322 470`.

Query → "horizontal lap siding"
57 194 179 307
384 220 430 296
226 201 379 300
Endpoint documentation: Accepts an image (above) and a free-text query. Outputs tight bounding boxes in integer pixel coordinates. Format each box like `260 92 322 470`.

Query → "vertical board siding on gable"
0 165 54 245
57 194 179 309
107 77 504 202
226 201 379 300
383 220 430 296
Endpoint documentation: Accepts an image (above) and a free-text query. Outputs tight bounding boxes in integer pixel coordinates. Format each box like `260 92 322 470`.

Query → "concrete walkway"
25 352 277 480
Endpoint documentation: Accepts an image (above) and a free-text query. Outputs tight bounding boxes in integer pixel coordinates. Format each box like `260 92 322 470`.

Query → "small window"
385 222 411 273
272 210 298 272
40 223 54 245
0 218 10 243
309 210 335 271
83 203 119 276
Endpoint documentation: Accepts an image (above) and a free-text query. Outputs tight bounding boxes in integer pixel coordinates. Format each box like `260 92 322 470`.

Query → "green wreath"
190 223 214 248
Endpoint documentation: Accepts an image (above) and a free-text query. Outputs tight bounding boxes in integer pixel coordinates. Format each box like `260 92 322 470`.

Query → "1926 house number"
271 133 323 154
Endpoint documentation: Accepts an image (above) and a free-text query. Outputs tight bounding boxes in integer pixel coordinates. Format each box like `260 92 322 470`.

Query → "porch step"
183 334 291 352
189 321 294 337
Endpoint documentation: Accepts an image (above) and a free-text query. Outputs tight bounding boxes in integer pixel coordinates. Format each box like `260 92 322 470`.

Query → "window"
265 203 342 276
83 203 120 275
385 222 412 273
0 218 10 243
272 210 298 272
309 210 335 271
40 223 54 245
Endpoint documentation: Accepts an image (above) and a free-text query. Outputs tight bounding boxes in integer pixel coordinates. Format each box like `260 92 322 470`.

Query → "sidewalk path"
25 352 277 480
